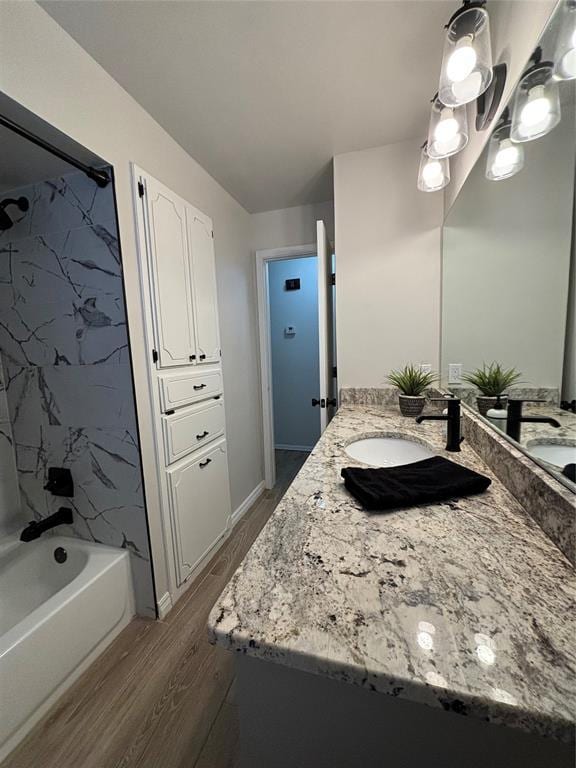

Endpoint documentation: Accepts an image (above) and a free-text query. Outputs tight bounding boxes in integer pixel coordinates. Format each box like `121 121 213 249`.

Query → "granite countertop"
208 405 576 743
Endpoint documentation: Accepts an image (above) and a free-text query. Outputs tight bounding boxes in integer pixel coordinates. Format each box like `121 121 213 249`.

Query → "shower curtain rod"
0 113 110 188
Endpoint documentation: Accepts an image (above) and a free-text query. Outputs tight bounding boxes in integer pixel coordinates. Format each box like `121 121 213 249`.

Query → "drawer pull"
199 458 212 468
193 383 207 391
196 430 209 440
199 354 206 360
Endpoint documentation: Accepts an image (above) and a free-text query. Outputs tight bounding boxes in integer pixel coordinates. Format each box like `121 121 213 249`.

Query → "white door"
316 220 336 432
167 438 231 585
144 177 196 367
187 208 221 364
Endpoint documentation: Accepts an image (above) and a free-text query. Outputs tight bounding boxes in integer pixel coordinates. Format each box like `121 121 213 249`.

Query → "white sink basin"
345 436 434 467
526 441 576 469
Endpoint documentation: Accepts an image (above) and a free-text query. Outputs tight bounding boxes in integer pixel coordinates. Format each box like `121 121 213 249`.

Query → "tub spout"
20 507 73 542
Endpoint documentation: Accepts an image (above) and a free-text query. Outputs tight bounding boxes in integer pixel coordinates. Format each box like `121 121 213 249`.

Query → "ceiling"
41 0 454 212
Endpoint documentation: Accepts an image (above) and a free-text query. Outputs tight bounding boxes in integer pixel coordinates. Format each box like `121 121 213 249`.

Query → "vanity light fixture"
417 142 450 192
427 94 469 158
485 108 524 181
554 0 576 80
510 47 561 142
438 1 493 107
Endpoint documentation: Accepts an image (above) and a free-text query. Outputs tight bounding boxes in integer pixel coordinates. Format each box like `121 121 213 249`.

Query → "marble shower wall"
0 170 155 616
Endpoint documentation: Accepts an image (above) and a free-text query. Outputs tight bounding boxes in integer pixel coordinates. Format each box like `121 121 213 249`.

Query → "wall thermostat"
285 278 300 291
284 325 296 337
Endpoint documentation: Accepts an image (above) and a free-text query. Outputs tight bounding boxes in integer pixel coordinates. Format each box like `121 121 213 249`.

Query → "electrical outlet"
448 363 463 384
420 363 432 374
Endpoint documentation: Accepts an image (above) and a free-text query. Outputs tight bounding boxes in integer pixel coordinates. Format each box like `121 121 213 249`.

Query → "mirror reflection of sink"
345 437 435 467
526 440 576 469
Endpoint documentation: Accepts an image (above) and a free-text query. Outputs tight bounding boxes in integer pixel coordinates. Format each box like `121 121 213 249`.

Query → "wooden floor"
3 450 309 768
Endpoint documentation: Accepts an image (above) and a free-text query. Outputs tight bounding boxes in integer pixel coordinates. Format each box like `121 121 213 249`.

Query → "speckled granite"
462 406 575 565
339 387 400 406
209 405 576 743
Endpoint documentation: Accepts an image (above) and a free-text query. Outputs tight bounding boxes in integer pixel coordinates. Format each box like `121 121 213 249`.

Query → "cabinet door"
186 208 221 364
145 178 196 367
167 439 231 585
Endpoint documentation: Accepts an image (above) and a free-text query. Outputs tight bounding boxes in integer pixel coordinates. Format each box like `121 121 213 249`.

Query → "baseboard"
231 481 266 526
275 444 313 452
156 591 173 620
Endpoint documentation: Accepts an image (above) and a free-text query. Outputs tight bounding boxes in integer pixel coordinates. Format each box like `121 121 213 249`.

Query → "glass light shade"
427 99 469 158
485 124 524 181
554 1 576 80
510 65 561 142
417 146 450 192
438 6 493 107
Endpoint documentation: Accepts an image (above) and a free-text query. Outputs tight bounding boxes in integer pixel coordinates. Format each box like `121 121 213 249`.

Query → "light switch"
420 363 432 374
284 325 296 337
448 363 463 384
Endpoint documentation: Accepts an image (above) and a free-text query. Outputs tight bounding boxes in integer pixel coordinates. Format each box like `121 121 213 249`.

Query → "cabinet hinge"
331 273 336 286
332 365 337 378
152 349 158 363
138 181 145 198
165 409 175 416
211 230 214 239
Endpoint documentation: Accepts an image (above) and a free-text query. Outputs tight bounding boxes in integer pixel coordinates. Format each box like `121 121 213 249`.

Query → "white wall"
442 113 575 389
334 139 443 388
252 201 334 252
0 1 263 602
269 257 320 450
446 0 558 211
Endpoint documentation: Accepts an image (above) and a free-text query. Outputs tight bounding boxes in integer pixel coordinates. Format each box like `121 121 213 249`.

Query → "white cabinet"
167 439 231 585
145 177 196 368
158 368 223 412
141 175 220 368
187 209 221 364
162 399 225 465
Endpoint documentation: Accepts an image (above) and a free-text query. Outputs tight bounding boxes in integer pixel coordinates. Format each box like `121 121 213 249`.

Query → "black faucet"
506 399 561 443
415 397 463 452
20 507 73 542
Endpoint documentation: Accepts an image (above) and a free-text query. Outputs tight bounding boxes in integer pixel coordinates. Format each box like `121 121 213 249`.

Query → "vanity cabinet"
167 439 231 585
142 175 220 369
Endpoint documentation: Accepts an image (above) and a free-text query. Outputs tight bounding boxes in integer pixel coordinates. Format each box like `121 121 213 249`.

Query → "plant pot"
476 395 508 417
398 395 426 417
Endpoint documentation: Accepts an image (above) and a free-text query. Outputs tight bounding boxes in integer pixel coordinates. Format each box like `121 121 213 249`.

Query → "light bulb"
520 85 551 127
422 160 445 188
493 142 519 170
558 47 576 79
446 36 478 82
434 111 459 143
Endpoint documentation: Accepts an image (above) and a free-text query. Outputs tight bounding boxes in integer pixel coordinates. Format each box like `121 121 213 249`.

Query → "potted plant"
462 362 523 416
387 364 438 417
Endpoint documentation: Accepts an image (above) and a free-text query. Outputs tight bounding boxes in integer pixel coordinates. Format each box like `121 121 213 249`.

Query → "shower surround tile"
0 170 154 616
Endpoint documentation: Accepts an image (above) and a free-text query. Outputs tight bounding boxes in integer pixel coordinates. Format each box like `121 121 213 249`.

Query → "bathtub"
0 535 135 762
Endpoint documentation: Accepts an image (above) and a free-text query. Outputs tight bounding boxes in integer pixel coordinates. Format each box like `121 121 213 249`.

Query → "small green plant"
387 364 438 396
462 362 523 396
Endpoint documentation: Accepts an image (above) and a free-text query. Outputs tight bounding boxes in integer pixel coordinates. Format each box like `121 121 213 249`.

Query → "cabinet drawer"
162 399 225 465
167 438 231 585
158 368 222 411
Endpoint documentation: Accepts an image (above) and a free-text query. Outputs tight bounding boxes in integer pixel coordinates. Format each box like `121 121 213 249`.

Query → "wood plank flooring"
2 450 308 768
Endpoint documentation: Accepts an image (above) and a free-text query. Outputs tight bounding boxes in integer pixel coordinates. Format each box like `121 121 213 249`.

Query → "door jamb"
256 244 316 489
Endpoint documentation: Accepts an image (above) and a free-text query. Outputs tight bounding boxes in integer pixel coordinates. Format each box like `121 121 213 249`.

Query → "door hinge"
138 181 145 198
332 365 337 378
331 273 335 286
152 349 158 363
211 230 214 239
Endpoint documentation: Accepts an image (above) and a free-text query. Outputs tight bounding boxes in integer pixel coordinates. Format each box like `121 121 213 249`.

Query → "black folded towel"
341 456 491 511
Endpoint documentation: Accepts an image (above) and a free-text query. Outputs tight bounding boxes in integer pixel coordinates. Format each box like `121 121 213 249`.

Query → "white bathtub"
0 535 135 762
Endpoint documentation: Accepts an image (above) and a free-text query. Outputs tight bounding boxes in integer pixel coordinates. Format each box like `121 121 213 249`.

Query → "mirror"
441 0 576 490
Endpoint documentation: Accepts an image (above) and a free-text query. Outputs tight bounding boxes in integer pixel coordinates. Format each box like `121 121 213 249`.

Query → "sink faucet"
506 399 561 443
415 397 463 452
20 507 73 542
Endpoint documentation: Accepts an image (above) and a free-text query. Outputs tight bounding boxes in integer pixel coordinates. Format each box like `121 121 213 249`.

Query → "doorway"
256 222 336 489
